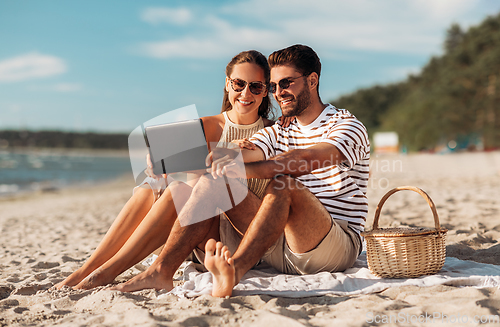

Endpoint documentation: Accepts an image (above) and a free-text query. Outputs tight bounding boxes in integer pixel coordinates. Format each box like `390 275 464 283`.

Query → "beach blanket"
149 253 500 299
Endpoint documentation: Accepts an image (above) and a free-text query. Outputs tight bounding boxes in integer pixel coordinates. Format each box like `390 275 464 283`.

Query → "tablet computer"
144 119 209 175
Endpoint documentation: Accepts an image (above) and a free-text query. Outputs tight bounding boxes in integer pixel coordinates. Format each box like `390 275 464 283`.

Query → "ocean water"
0 149 133 196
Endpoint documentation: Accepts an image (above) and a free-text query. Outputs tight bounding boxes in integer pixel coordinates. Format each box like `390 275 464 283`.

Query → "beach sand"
1 152 499 326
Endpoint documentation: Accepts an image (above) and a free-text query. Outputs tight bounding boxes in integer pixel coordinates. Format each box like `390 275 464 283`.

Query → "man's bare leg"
108 174 262 292
73 181 193 289
205 175 333 297
55 186 155 289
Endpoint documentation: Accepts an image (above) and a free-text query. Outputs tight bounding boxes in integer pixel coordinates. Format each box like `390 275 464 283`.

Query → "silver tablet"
144 119 209 175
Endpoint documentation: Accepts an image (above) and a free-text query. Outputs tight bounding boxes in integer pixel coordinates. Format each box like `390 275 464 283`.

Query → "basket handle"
372 186 442 234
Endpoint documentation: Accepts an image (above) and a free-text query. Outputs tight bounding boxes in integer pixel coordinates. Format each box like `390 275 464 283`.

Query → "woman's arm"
201 115 224 152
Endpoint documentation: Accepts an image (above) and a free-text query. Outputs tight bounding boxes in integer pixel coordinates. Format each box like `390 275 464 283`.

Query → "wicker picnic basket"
361 186 447 278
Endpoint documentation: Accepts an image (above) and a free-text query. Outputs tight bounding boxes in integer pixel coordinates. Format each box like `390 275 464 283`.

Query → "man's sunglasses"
229 78 266 95
269 75 305 94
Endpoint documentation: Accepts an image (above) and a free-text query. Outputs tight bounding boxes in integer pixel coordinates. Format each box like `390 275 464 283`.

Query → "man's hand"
205 148 245 179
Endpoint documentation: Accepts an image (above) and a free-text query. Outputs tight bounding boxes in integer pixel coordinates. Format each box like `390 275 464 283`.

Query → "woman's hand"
277 115 295 127
145 154 166 180
231 138 256 150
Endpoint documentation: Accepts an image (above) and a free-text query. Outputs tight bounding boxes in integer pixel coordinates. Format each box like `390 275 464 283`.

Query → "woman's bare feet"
54 268 89 290
107 265 174 292
73 268 117 290
204 239 235 298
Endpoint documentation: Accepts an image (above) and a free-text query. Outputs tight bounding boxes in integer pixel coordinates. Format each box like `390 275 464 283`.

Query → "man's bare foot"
204 239 235 298
107 265 174 292
73 268 116 290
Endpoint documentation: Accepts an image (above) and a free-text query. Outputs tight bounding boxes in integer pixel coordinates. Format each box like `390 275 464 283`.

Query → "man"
112 45 369 297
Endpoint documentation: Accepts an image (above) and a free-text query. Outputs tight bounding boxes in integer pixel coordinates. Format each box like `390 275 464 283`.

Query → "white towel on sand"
154 253 500 299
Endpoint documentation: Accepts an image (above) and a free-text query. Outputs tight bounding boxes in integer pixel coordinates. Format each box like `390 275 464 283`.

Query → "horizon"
2 0 500 133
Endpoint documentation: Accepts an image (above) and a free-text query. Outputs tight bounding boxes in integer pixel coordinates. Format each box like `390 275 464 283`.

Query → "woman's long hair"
220 50 273 119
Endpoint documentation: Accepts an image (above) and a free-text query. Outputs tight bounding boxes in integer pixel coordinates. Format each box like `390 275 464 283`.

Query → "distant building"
373 132 399 153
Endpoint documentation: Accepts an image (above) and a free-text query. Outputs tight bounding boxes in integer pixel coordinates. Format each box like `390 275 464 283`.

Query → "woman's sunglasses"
229 78 266 95
269 75 305 94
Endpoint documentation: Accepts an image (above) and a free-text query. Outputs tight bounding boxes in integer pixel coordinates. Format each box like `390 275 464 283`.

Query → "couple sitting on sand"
55 44 370 298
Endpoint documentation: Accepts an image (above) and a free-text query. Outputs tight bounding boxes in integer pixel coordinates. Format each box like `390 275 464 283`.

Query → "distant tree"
330 12 500 151
0 130 129 149
332 82 407 135
444 23 464 53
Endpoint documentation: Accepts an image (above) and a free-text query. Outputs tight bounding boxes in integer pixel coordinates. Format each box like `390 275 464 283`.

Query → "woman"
55 50 276 290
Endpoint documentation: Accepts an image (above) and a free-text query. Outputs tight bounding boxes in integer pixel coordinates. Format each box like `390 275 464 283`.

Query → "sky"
1 0 500 133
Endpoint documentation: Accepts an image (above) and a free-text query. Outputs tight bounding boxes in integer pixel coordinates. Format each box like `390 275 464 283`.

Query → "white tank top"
217 111 270 199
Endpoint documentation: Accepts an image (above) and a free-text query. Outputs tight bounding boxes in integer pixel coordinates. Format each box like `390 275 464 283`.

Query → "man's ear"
308 72 319 90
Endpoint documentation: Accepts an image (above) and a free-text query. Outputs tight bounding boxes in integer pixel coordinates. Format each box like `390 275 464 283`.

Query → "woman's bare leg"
74 181 195 289
107 213 220 293
55 186 155 289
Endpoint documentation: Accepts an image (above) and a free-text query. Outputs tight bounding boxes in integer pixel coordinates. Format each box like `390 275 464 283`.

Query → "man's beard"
281 86 311 117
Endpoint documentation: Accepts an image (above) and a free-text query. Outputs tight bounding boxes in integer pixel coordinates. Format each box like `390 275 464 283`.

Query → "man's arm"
243 143 346 179
206 146 265 178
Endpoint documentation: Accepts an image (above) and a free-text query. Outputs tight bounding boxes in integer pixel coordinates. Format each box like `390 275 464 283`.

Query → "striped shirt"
250 104 370 237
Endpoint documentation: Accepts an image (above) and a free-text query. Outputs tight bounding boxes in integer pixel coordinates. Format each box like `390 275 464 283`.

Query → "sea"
0 149 133 197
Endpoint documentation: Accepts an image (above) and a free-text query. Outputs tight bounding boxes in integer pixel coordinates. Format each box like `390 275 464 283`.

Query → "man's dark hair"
268 44 321 93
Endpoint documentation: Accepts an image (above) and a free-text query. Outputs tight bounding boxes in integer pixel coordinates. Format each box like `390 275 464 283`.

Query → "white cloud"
137 0 494 60
26 82 83 92
409 0 480 20
141 38 227 59
8 104 22 113
0 52 67 82
52 83 82 92
220 0 476 54
141 7 193 25
139 14 286 59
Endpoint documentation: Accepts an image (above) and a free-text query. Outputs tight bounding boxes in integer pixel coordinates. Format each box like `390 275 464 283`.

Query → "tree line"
0 130 128 149
332 13 500 151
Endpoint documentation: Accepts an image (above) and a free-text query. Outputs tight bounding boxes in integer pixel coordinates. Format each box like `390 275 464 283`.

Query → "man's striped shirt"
250 104 370 237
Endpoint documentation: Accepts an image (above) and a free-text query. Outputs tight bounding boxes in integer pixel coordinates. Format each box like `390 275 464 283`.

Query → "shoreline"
0 148 133 199
0 173 134 202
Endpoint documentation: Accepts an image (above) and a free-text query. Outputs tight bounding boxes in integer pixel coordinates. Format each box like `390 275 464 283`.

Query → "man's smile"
278 96 294 107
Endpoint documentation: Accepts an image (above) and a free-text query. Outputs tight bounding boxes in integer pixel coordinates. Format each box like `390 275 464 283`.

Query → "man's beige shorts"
261 218 361 274
219 214 361 275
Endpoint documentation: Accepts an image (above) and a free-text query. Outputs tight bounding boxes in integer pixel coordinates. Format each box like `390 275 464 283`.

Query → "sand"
1 152 499 326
